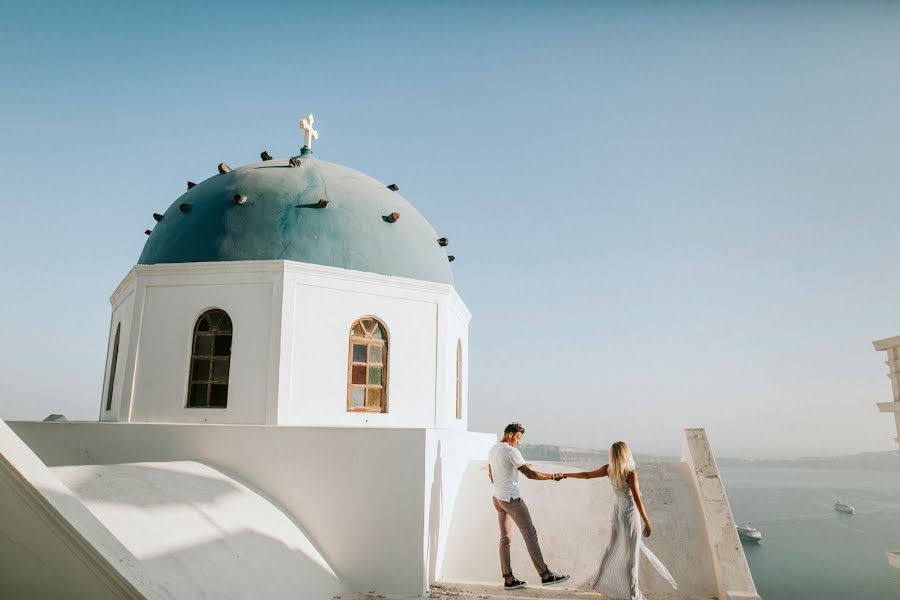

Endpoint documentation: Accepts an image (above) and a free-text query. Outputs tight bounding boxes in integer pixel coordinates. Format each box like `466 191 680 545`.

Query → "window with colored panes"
347 318 388 412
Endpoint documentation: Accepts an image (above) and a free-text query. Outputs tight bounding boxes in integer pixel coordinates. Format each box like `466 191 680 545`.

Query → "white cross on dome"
299 114 319 149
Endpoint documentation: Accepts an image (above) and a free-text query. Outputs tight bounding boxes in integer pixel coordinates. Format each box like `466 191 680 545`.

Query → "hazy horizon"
2 2 899 458
517 440 899 462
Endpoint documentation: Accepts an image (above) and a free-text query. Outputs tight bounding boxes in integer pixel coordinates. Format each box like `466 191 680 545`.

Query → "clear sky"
1 1 899 457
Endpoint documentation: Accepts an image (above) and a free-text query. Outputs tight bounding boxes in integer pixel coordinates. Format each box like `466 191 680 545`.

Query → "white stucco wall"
10 421 493 597
439 459 719 598
4 421 749 599
279 261 470 429
102 261 470 429
284 271 437 427
51 461 347 599
100 280 136 422
433 290 470 430
423 428 495 587
0 419 168 599
132 270 279 424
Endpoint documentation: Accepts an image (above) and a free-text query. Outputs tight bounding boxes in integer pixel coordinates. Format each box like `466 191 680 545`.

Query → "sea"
720 464 900 600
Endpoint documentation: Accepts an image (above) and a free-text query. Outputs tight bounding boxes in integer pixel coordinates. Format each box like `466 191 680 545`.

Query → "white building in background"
0 116 758 600
872 336 900 572
872 336 900 447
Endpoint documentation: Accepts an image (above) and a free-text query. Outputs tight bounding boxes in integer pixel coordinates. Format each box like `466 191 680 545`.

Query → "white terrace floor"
344 583 713 600
343 586 713 600
426 583 715 600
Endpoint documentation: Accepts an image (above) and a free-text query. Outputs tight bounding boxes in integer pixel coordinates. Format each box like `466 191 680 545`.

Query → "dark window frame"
105 323 121 412
456 338 463 420
186 309 232 409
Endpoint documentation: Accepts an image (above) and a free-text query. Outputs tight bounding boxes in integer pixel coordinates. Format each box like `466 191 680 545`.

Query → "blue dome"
139 152 453 284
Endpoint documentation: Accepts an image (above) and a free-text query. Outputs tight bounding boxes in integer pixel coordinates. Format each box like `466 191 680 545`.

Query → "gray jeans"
492 496 549 578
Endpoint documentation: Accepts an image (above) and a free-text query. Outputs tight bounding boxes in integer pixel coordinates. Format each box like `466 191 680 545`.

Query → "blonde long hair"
608 441 636 489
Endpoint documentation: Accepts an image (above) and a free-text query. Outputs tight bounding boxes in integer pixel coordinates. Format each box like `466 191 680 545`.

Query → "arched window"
187 309 232 408
105 323 121 411
456 338 463 420
347 317 388 412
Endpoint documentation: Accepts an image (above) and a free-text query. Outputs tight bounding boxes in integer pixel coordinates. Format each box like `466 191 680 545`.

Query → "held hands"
550 473 566 481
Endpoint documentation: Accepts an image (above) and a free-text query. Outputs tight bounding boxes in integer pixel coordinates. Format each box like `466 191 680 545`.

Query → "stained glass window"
347 317 388 412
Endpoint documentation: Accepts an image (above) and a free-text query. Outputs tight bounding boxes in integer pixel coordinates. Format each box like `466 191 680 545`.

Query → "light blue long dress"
590 478 677 600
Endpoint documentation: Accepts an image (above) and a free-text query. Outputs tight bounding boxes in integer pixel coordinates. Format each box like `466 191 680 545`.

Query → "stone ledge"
682 429 760 600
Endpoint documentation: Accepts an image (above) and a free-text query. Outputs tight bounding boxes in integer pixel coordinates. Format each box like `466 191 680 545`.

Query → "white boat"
736 524 762 543
834 500 855 514
888 551 900 570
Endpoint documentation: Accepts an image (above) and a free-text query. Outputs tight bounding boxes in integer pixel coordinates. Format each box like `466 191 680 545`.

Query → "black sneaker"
541 572 570 586
504 578 527 590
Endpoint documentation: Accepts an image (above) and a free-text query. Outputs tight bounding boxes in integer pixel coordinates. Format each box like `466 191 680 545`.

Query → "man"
488 422 569 590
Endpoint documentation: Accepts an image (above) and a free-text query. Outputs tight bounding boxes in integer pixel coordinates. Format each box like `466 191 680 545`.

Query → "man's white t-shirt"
488 441 527 501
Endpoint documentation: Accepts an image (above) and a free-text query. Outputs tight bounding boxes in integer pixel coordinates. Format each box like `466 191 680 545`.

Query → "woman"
559 441 676 600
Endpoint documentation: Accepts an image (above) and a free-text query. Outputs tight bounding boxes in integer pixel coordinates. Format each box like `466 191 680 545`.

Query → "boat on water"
834 500 855 514
736 524 762 543
888 551 900 570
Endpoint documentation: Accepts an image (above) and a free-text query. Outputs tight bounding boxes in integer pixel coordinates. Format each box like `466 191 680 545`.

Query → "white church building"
101 115 468 430
0 117 759 600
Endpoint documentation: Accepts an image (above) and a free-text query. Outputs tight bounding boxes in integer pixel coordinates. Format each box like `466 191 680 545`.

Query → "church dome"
138 149 453 284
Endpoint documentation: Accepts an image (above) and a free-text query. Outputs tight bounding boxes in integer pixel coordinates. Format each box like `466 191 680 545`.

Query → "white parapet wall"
0 418 167 599
438 429 758 600
438 458 719 597
8 420 494 598
3 420 750 599
681 428 760 600
51 461 347 599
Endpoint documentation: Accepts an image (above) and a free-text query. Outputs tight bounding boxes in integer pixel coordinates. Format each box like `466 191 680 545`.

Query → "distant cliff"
518 444 667 466
520 444 900 472
517 444 562 461
717 450 900 472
